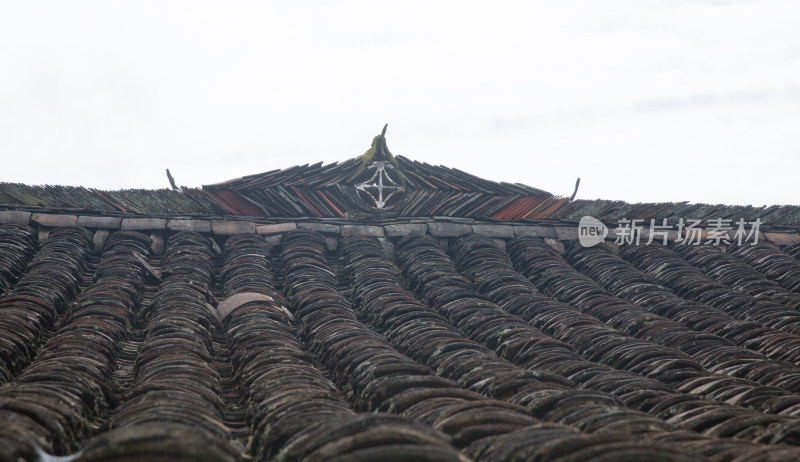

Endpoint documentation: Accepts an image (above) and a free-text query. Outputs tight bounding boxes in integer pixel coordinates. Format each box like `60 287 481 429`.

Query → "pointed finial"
569 178 580 201
373 124 391 162
166 169 179 190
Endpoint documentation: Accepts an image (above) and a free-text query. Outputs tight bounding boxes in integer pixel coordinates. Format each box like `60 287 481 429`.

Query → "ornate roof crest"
351 124 406 211
202 124 561 218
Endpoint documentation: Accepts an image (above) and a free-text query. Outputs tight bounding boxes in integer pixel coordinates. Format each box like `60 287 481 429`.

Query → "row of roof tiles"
3 210 800 255
3 189 799 229
5 182 800 227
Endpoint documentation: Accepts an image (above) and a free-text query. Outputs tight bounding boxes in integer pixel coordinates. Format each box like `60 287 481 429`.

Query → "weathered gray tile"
428 222 472 237
472 224 515 239
256 222 297 235
32 213 77 227
211 220 256 235
122 217 167 230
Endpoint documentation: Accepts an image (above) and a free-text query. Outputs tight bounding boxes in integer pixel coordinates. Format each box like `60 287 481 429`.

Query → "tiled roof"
2 219 800 461
3 128 800 461
0 183 229 215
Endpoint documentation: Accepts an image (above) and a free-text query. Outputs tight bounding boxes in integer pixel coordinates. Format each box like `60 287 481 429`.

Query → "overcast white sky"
1 1 798 206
